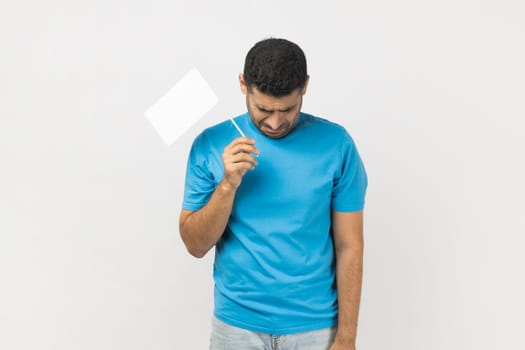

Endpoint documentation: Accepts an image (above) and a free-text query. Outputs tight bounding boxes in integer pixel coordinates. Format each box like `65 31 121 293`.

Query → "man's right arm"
179 181 237 258
179 137 259 258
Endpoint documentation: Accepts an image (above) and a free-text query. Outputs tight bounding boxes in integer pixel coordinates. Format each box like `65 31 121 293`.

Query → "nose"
265 112 285 130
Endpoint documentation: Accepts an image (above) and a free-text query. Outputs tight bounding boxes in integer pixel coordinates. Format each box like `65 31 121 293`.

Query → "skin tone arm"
329 210 364 350
179 137 259 258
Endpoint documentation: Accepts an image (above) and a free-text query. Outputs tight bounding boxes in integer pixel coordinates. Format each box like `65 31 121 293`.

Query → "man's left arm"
330 210 364 350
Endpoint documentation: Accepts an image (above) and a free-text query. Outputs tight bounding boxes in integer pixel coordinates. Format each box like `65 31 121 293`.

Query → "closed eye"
256 105 296 113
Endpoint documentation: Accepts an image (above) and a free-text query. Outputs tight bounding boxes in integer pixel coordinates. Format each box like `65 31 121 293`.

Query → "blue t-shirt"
182 112 367 334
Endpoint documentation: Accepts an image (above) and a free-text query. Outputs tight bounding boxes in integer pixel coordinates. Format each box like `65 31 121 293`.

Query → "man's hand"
221 137 259 190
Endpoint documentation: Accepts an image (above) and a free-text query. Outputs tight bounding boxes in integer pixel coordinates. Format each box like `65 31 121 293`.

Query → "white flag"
145 67 219 146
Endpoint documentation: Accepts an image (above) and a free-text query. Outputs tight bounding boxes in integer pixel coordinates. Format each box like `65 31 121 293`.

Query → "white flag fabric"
145 67 219 146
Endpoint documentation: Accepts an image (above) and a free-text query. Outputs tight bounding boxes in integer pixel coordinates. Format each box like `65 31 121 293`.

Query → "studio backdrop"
1 1 524 349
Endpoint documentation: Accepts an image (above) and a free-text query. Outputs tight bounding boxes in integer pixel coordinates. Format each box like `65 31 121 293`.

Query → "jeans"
210 315 337 350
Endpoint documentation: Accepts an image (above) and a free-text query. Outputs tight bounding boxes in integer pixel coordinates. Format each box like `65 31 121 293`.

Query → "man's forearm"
180 181 237 258
333 246 363 347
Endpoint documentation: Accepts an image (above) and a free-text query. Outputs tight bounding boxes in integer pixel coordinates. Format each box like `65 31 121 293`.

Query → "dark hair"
243 38 307 97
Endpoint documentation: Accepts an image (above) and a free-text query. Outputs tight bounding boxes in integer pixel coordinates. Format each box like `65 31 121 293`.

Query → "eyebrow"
256 104 296 113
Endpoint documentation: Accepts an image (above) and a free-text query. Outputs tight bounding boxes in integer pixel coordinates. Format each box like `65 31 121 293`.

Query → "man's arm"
330 210 364 350
179 137 259 258
179 182 236 258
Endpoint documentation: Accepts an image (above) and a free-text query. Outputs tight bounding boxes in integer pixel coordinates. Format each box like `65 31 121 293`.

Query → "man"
179 38 367 350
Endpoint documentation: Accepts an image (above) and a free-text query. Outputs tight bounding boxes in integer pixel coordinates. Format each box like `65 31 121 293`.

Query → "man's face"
240 74 309 139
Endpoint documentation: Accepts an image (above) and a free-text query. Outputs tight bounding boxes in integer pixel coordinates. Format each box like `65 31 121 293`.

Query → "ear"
239 74 248 95
301 75 310 96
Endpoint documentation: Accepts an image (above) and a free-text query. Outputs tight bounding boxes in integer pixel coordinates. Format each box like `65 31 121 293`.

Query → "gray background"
1 0 524 349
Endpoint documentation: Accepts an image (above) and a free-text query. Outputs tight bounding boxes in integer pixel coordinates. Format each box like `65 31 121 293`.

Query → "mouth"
262 125 287 137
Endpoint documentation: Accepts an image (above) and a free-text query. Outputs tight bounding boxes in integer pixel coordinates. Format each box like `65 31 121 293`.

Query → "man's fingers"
230 144 259 156
226 153 258 167
228 162 255 174
225 137 256 151
221 137 258 190
235 162 256 171
236 153 258 166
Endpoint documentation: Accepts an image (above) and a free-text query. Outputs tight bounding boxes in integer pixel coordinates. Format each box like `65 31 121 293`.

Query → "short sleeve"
182 132 217 211
331 131 368 212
